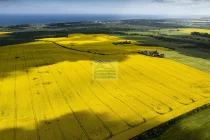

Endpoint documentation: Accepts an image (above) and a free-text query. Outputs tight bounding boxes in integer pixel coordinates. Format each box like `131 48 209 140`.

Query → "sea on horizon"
0 14 166 26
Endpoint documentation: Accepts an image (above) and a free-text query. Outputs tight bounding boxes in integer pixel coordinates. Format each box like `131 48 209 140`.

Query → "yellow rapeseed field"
180 28 210 34
0 32 11 38
0 32 11 35
0 34 210 140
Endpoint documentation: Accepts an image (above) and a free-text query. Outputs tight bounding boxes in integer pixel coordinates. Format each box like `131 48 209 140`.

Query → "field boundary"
132 103 210 140
109 98 210 140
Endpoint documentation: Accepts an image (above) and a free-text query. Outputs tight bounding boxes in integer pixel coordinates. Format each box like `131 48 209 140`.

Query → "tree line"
191 32 210 38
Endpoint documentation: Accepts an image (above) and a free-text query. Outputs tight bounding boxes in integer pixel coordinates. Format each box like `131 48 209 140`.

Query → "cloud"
0 0 209 15
153 0 210 4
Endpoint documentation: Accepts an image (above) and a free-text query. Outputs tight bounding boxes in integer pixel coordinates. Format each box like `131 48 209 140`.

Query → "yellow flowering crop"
0 32 11 35
180 28 210 34
0 32 12 38
0 34 210 140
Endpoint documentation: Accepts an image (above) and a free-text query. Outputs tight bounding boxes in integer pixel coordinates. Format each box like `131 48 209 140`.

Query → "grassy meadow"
0 20 210 140
151 108 210 140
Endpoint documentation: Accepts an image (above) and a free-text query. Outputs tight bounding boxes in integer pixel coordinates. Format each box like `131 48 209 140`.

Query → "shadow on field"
0 25 130 47
0 111 141 140
0 111 116 140
0 31 69 47
0 41 139 76
1 109 210 140
1 33 210 76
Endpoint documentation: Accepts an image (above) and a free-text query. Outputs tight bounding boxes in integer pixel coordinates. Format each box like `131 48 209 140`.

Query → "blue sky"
0 0 210 15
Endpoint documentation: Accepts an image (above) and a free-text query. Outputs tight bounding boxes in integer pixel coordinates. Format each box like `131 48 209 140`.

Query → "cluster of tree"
46 22 102 28
191 32 210 38
112 40 131 45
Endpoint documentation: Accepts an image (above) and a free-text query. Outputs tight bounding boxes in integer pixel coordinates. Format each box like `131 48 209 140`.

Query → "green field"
152 108 210 140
